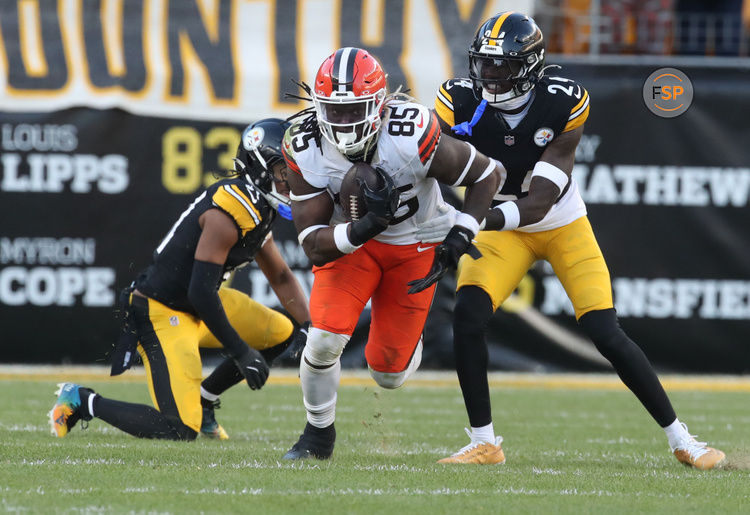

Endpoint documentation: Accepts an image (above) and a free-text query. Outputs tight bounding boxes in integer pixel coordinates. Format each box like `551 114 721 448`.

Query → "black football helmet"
469 12 545 105
235 118 292 219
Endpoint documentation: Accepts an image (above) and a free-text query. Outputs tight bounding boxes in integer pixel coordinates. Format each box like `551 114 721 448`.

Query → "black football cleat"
282 422 336 460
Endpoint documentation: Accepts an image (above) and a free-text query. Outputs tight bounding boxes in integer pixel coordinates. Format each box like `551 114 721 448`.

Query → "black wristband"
187 259 247 358
349 212 389 246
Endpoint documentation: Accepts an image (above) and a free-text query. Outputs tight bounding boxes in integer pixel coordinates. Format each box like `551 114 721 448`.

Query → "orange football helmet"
312 47 387 156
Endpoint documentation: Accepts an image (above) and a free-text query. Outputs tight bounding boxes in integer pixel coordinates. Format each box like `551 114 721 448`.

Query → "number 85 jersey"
283 101 445 245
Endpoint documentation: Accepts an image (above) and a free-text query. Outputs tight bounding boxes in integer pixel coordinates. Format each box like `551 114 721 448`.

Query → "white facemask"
485 89 534 111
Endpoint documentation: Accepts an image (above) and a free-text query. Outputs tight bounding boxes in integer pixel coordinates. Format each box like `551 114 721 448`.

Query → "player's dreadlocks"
285 79 323 153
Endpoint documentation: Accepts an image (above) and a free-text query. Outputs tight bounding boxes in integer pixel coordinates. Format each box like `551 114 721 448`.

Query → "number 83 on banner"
162 126 241 194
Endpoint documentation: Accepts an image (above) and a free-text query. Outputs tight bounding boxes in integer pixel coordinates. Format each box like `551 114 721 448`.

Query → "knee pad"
454 286 494 335
579 308 619 341
369 340 423 390
304 328 349 368
578 308 627 354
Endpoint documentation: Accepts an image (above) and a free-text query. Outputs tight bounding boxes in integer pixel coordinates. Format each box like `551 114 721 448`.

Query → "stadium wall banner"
0 1 748 372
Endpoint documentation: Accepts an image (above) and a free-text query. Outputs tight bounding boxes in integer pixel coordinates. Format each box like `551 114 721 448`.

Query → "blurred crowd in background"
534 0 750 56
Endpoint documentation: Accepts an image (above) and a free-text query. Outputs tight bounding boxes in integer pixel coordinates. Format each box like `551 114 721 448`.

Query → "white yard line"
1 364 749 391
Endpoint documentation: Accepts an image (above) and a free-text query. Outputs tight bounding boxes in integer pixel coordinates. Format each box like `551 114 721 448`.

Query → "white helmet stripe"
337 47 354 92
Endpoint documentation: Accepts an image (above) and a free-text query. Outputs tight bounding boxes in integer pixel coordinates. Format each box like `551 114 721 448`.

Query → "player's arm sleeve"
211 184 262 237
188 259 248 358
563 86 590 133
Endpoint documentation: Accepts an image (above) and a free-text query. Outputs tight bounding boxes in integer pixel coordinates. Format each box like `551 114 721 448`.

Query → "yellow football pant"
135 288 294 432
457 216 614 319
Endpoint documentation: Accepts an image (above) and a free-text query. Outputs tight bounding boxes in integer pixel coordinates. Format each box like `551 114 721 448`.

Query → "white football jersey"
283 101 445 245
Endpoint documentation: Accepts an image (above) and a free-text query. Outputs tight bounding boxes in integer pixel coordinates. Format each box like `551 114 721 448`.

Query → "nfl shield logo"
504 135 515 146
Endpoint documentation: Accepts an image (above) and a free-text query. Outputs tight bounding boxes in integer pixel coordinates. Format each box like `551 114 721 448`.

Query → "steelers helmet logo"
533 127 554 147
243 126 265 151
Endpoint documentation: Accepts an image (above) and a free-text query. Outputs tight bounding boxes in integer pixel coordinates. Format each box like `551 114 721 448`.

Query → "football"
339 162 382 221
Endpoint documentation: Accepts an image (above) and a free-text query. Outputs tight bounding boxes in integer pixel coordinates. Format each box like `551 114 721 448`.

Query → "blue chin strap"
277 203 293 220
451 99 487 136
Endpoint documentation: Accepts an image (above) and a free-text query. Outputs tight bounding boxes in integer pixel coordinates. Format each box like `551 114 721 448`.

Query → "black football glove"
349 167 400 246
407 225 482 294
358 166 400 220
282 321 310 362
233 348 269 390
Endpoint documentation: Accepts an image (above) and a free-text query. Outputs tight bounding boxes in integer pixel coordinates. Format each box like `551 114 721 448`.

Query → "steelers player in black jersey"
49 119 311 441
419 12 724 469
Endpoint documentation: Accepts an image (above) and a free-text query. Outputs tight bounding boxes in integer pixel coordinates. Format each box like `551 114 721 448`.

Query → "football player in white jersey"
280 47 500 459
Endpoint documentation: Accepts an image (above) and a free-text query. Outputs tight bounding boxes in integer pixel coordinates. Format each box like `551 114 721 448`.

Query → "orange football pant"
309 239 438 373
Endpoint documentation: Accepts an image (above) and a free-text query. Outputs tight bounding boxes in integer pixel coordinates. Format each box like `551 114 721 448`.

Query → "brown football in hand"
339 162 382 221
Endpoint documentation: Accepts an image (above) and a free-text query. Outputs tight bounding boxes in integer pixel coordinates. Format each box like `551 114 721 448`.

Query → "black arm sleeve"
187 259 247 359
349 212 389 246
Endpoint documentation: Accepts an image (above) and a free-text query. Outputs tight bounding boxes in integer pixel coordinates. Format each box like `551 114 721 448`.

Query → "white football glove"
415 203 457 243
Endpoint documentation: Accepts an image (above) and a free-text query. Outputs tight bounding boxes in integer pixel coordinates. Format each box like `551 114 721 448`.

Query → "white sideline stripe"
2 365 750 391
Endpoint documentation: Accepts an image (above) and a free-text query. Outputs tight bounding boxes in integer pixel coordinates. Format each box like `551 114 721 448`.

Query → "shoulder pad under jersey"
210 179 264 236
382 101 441 167
538 76 590 133
434 78 476 129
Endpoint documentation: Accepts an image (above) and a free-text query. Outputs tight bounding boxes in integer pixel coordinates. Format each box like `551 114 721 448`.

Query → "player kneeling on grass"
419 11 725 469
49 119 311 441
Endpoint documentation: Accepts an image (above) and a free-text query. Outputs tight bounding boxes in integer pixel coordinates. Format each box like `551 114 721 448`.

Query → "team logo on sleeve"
533 127 554 147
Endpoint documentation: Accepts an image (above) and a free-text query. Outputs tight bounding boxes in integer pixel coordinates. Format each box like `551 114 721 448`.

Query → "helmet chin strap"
261 183 293 220
240 150 293 220
484 88 533 111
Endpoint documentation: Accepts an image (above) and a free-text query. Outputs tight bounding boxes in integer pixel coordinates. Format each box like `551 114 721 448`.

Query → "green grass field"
1 369 749 514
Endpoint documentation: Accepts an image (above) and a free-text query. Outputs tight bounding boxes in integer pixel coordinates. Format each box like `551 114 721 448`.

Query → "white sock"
664 418 690 449
300 347 341 428
87 393 97 418
471 422 495 443
200 386 219 402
